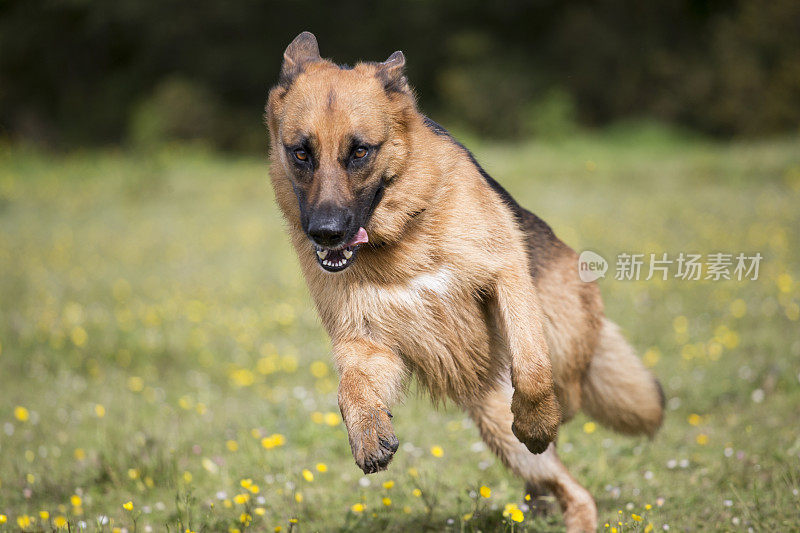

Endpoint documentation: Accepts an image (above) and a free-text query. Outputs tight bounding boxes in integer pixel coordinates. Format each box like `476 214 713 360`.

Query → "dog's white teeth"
343 249 353 259
317 250 328 260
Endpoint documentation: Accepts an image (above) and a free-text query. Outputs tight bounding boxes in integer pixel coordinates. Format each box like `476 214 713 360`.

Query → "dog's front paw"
511 389 560 454
348 407 399 474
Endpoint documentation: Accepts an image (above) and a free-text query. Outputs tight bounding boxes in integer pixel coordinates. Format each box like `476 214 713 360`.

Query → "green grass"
1 133 799 532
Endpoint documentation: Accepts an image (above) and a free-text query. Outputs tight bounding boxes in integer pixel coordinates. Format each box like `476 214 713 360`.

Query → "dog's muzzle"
314 227 369 272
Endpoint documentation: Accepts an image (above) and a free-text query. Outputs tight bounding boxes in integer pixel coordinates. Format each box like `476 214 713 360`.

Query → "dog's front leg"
334 338 406 474
493 265 561 454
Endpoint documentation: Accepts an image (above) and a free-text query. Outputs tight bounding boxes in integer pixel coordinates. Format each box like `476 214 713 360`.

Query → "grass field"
1 130 799 532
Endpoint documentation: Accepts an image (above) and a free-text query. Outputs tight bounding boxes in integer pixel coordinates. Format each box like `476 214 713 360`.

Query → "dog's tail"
581 318 664 437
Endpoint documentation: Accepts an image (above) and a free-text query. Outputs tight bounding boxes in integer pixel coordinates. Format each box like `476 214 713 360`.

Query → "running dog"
265 32 664 532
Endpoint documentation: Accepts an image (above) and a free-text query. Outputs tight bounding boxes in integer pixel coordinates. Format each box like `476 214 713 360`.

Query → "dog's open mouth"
315 227 369 272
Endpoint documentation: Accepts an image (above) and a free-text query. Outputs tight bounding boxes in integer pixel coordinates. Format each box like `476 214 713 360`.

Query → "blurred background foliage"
1 0 799 151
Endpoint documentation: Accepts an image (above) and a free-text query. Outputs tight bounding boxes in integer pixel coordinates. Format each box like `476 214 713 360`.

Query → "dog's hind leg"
467 380 597 533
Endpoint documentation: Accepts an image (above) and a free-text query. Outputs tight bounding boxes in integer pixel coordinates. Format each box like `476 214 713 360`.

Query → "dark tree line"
1 0 798 150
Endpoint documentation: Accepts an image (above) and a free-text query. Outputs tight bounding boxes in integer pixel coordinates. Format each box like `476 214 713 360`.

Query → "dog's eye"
353 147 368 159
294 149 308 162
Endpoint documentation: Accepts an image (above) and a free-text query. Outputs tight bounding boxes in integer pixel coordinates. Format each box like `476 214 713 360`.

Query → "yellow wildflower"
412 488 422 497
645 523 654 533
74 448 86 461
201 457 218 474
302 469 314 482
70 495 82 507
430 445 444 457
17 515 32 529
123 501 134 511
233 493 250 505
254 507 266 516
316 463 328 472
382 497 392 506
240 478 253 489
0 515 7 524
351 503 365 513
14 406 30 422
226 440 239 452
510 508 524 522
229 368 255 387
503 503 517 516
688 413 701 426
39 511 49 520
583 421 596 434
632 513 642 521
310 361 328 378
71 326 88 346
382 480 395 489
54 516 68 528
128 376 144 392
261 433 286 449
696 433 709 445
323 412 340 426
479 485 491 498
94 404 106 418
239 513 252 525
295 492 303 503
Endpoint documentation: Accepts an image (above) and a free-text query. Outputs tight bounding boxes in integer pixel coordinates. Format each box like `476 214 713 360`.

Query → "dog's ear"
280 31 320 85
376 51 408 93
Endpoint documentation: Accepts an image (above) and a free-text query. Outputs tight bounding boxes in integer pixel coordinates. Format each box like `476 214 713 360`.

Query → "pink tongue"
345 227 369 247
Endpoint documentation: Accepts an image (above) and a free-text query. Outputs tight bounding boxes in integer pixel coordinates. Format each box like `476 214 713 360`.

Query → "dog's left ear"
280 31 321 85
376 51 408 93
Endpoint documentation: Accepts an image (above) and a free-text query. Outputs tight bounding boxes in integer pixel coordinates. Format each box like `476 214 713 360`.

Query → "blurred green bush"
129 78 222 148
0 0 798 150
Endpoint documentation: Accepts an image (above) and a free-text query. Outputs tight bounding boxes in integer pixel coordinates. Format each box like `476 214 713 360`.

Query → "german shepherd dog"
266 32 664 532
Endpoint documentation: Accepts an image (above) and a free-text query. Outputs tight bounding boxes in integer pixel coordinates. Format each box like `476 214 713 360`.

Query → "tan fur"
266 32 664 532
581 318 665 436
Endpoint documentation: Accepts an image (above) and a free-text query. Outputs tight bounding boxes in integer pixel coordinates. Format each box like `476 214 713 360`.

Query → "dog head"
266 31 417 273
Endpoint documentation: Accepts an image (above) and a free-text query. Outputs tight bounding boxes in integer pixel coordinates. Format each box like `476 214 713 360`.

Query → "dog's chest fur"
312 260 506 402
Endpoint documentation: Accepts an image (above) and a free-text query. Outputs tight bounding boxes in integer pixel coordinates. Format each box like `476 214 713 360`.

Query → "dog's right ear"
280 31 320 85
376 51 408 94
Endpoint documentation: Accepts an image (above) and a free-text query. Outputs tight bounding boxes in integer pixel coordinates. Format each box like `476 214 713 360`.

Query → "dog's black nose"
308 205 351 247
